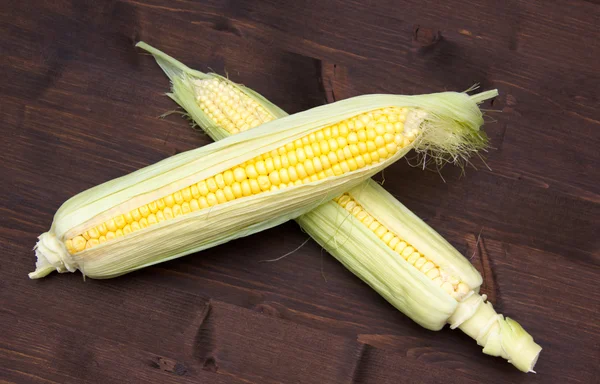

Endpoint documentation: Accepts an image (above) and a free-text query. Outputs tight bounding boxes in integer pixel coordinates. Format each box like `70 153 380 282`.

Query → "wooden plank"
1 0 598 383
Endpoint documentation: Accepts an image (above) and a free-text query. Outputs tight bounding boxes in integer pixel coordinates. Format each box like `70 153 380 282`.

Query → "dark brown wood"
1 0 599 383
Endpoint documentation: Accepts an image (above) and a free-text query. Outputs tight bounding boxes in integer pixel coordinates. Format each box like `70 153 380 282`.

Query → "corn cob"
136 42 541 372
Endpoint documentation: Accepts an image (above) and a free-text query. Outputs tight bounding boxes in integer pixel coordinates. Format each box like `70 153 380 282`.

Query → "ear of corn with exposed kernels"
135 42 541 373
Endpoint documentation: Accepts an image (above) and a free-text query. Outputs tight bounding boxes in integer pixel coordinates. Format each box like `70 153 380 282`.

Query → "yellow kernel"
362 215 374 226
366 141 377 152
123 224 132 234
331 125 340 137
375 136 386 148
367 129 377 141
296 163 308 179
320 155 331 170
215 174 226 189
327 152 338 166
392 241 406 254
336 148 346 161
141 205 153 219
81 232 90 241
382 232 394 244
308 174 317 182
363 153 373 165
348 132 358 144
339 161 350 174
401 246 415 258
316 130 325 142
385 123 395 134
287 151 298 167
215 190 227 204
368 220 381 232
394 122 404 133
190 199 200 212
164 195 175 208
335 125 346 138
87 227 100 239
206 177 218 192
304 159 315 175
375 226 387 238
286 142 296 152
332 164 343 176
345 158 357 171
426 268 440 279
311 142 322 157
223 170 235 185
308 133 317 143
286 166 299 182
269 171 281 185
255 160 268 175
205 193 218 206
241 180 252 196
170 205 181 218
324 127 332 138
147 201 159 214
312 157 323 173
97 223 108 235
343 146 353 160
223 186 235 201
279 168 290 184
296 148 307 163
370 151 381 163
388 236 400 249
233 167 247 182
294 139 303 149
273 156 282 170
249 179 261 194
98 235 107 244
197 181 209 196
72 236 86 252
377 147 389 158
348 144 360 157
407 252 420 265
338 195 351 207
265 158 275 173
414 257 427 269
324 168 335 177
420 261 435 273
303 145 314 159
357 130 367 142
302 177 311 184
355 155 366 168
328 138 338 152
355 120 364 130
358 142 368 154
246 164 258 179
131 221 141 232
198 197 209 209
320 140 330 154
347 120 355 130
257 175 271 191
375 123 386 135
88 238 100 248
270 185 279 192
317 171 327 180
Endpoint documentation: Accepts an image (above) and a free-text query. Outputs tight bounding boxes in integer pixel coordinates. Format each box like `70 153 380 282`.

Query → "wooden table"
2 1 598 383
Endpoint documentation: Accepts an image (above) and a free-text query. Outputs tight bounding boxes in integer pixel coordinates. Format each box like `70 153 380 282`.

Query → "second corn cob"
137 42 541 373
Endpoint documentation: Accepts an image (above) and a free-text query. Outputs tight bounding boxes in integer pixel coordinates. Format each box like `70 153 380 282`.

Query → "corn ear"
137 42 539 372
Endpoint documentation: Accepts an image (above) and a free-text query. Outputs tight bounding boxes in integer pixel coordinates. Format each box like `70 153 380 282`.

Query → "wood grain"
1 0 598 383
